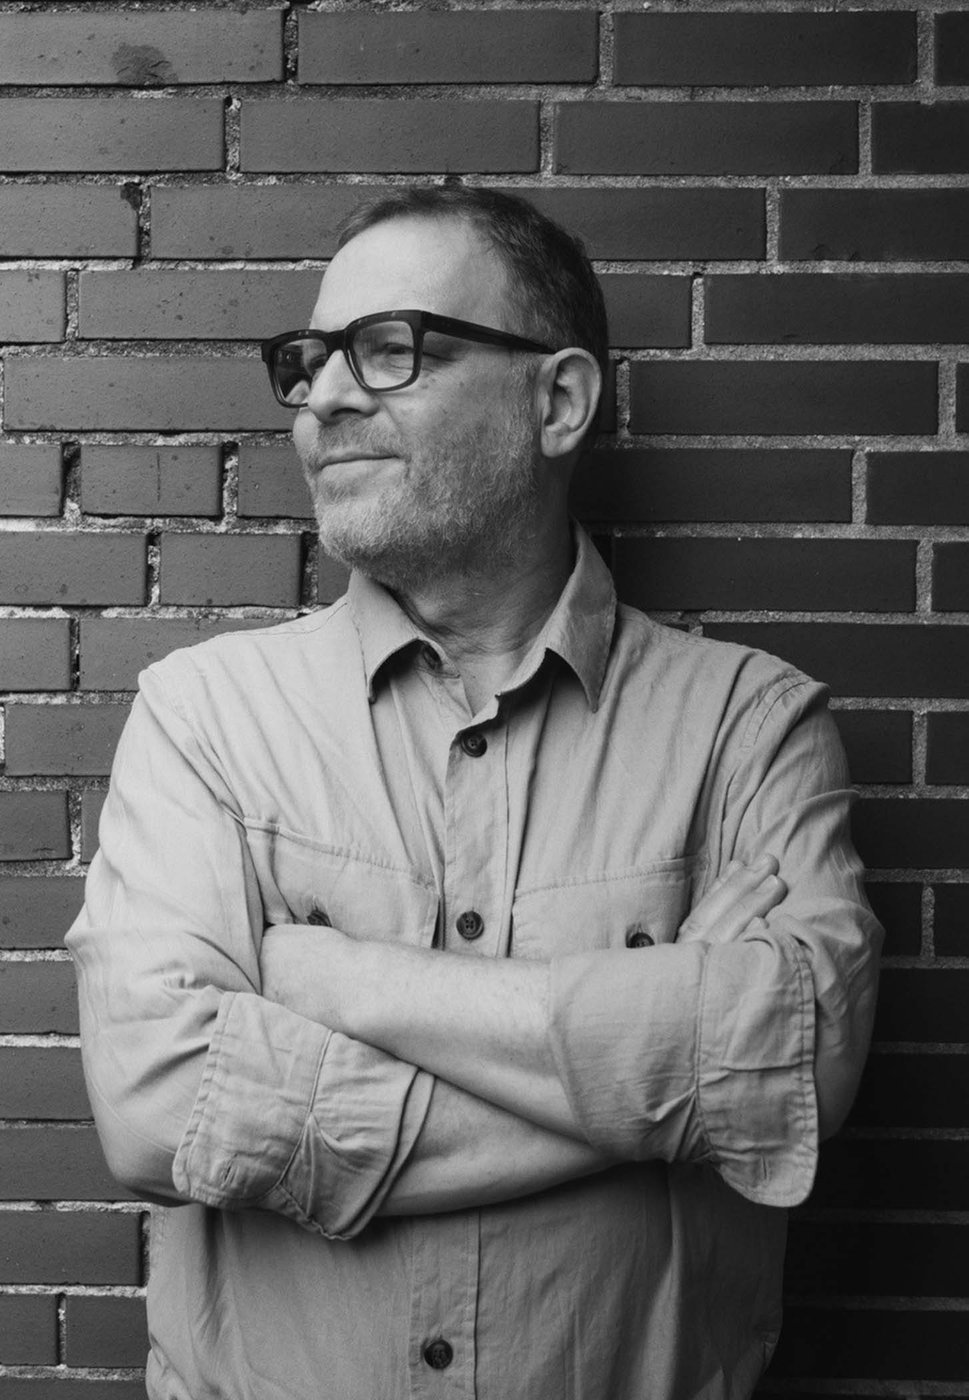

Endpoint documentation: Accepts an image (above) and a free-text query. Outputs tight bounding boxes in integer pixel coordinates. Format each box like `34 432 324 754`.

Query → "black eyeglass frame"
260 309 556 407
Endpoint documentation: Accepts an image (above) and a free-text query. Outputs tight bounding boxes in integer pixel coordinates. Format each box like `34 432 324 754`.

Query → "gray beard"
302 396 541 595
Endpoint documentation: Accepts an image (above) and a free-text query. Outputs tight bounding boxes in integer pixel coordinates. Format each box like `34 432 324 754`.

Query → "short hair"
336 186 610 381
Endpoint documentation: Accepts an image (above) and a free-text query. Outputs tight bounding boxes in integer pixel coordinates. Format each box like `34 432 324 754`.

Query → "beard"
298 375 542 594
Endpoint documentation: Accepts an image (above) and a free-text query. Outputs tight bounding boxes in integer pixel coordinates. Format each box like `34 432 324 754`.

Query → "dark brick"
79 269 320 340
868 452 969 526
935 544 969 612
598 274 690 348
0 1382 147 1400
0 1047 88 1119
864 881 921 956
5 357 292 432
238 444 312 519
571 449 851 524
935 883 969 956
926 712 969 784
81 790 106 863
629 361 937 436
298 10 596 84
780 188 969 262
159 533 302 607
0 620 72 691
0 792 69 861
786 1220 969 1297
0 961 77 1033
832 710 912 784
769 1307 969 1380
937 13 969 84
0 1211 139 1285
848 1053 969 1131
0 1295 55 1364
315 549 352 607
0 1126 130 1202
241 99 538 174
707 273 969 345
0 534 145 604
0 10 280 84
65 1294 149 1367
702 623 969 700
0 98 223 173
873 102 969 174
615 538 915 613
0 272 65 343
614 12 914 87
0 445 62 517
517 186 765 260
0 183 137 256
81 445 222 517
79 617 268 691
555 102 857 176
0 876 84 949
5 704 130 777
150 183 382 258
813 1137 969 1210
876 966 969 1040
959 364 969 435
855 798 969 871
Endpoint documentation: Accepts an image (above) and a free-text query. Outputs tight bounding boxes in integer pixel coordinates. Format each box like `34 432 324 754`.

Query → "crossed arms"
68 662 881 1237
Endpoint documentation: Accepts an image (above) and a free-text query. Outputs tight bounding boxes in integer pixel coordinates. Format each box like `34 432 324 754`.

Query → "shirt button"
456 910 484 941
626 925 654 949
422 1338 453 1370
459 730 487 758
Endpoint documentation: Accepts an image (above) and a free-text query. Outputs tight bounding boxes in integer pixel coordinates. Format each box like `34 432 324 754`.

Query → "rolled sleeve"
173 992 432 1239
546 668 880 1209
68 660 432 1238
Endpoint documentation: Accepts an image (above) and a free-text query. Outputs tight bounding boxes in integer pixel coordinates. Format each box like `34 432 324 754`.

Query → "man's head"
282 187 606 592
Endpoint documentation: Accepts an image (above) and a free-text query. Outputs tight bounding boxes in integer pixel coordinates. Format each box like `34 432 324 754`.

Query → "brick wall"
0 2 965 1392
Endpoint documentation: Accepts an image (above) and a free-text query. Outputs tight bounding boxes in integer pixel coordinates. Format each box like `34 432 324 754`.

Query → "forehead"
310 214 513 330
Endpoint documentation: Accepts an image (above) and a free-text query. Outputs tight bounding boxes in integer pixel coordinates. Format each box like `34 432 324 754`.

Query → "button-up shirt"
68 527 881 1400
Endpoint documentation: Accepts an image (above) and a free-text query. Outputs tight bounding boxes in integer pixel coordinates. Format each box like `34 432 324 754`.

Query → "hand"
259 923 354 1029
677 855 787 944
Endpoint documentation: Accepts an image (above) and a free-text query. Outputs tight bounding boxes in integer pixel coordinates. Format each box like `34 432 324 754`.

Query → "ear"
536 349 602 461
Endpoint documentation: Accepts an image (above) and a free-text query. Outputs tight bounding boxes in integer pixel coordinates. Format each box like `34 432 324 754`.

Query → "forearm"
262 928 579 1136
380 1078 612 1216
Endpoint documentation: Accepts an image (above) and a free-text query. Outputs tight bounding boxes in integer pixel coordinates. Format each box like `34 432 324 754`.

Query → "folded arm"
68 664 614 1233
262 681 883 1209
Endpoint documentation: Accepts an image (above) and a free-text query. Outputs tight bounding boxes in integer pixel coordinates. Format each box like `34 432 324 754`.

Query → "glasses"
261 309 555 408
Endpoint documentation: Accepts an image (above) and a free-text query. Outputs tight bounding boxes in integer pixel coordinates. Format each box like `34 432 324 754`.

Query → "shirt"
67 526 882 1400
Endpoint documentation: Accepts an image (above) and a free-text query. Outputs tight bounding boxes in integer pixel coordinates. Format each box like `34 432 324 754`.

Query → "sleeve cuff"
548 937 818 1208
173 991 434 1238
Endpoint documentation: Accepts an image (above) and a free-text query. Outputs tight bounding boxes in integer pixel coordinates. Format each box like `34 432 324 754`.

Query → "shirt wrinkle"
67 522 880 1400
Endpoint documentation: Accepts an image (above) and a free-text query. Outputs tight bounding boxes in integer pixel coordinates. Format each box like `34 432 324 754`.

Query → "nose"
301 347 378 423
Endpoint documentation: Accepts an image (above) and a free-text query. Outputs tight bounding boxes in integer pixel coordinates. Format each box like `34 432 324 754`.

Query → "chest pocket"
244 821 438 948
511 856 704 960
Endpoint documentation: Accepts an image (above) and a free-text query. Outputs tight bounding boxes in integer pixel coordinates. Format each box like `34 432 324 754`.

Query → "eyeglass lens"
272 320 418 404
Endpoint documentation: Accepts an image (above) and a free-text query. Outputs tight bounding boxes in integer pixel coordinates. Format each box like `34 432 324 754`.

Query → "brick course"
1 1 966 1387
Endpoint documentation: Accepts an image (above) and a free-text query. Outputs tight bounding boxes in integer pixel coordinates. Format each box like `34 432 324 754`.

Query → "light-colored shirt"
68 527 881 1400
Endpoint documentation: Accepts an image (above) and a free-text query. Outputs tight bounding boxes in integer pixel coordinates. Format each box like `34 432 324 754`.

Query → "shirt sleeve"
546 673 882 1209
66 663 433 1240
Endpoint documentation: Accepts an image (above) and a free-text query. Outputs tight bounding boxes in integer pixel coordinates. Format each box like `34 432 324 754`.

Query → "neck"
392 516 574 712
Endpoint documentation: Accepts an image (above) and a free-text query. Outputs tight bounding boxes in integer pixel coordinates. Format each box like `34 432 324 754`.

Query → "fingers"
678 855 787 944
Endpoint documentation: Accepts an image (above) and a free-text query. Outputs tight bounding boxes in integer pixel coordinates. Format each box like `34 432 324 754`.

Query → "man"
68 187 881 1400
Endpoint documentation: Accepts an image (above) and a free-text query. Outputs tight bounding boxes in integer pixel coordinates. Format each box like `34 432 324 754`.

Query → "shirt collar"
346 523 616 711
